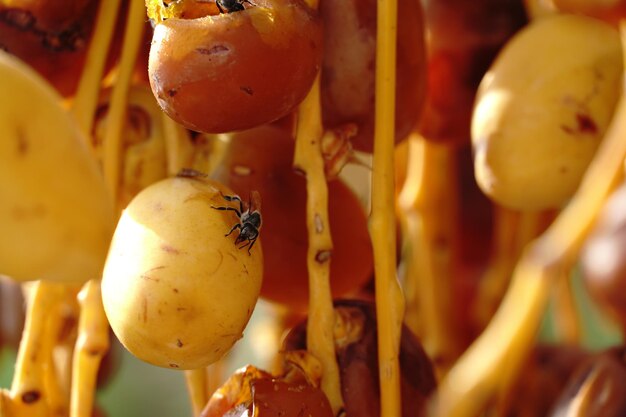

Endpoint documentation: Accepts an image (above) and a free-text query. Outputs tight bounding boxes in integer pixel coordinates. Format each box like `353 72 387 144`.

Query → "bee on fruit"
212 191 262 254
216 0 254 13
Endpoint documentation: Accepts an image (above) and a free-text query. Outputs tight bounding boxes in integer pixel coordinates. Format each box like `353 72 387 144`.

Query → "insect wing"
249 190 262 213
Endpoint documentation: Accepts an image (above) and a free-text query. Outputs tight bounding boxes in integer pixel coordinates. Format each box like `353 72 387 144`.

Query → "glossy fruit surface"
210 125 373 311
320 0 426 153
418 0 527 145
148 0 322 133
0 0 99 96
283 299 437 417
101 174 262 369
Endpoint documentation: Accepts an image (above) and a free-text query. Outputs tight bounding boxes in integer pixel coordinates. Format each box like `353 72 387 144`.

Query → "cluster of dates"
2 0 626 416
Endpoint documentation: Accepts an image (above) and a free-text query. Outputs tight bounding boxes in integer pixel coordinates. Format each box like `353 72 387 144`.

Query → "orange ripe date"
148 0 322 134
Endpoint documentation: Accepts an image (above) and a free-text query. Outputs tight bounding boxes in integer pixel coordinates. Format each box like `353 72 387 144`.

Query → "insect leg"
211 206 241 218
221 194 244 213
247 237 257 255
225 223 242 237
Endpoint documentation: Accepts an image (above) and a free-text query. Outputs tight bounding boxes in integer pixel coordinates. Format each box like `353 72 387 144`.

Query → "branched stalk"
429 24 626 417
371 0 402 414
71 0 123 135
294 74 344 415
398 136 460 377
70 281 110 417
8 282 65 417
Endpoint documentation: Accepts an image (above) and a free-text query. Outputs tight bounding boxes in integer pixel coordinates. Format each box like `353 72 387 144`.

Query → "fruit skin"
101 175 262 370
283 300 437 417
417 0 527 145
0 50 114 283
209 125 373 311
472 14 622 211
549 346 626 417
200 364 334 417
0 0 100 96
148 0 322 134
320 0 426 153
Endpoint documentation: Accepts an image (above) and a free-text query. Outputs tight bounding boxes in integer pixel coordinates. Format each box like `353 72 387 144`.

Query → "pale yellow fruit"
472 14 622 211
101 174 263 369
0 51 114 283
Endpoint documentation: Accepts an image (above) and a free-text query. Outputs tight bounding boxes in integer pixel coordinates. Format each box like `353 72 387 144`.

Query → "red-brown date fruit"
552 0 626 26
283 299 437 417
0 0 91 33
0 0 99 96
417 0 527 145
580 184 626 328
549 346 626 417
504 344 589 416
148 0 322 134
320 0 426 153
200 365 333 417
210 125 373 312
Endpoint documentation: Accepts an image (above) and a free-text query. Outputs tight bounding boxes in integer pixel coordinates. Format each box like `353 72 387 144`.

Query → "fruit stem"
185 369 208 417
70 280 110 417
71 0 123 136
398 135 460 377
101 0 146 206
9 281 65 417
371 0 403 415
294 74 345 415
429 22 626 417
471 208 547 331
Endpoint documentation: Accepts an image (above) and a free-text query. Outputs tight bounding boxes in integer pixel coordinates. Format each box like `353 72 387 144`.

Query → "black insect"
216 0 254 13
212 191 261 254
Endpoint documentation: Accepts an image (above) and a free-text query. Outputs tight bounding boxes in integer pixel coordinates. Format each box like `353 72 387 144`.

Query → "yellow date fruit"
101 174 263 369
472 14 622 211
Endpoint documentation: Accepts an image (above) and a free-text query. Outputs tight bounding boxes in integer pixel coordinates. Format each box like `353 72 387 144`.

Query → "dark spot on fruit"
240 86 253 95
169 363 179 368
176 339 183 348
576 113 597 134
21 391 40 404
196 44 229 55
161 244 181 254
16 125 28 155
168 89 177 97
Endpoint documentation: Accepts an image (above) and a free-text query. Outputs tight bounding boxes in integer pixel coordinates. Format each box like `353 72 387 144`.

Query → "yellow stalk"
8 282 65 417
101 0 146 204
430 23 626 417
70 281 110 417
372 0 403 415
398 135 460 376
295 74 344 415
185 369 208 417
71 0 123 135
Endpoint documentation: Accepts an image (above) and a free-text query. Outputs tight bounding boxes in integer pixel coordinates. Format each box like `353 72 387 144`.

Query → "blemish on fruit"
161 244 181 254
575 112 597 134
16 125 28 155
196 44 229 55
21 391 41 404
